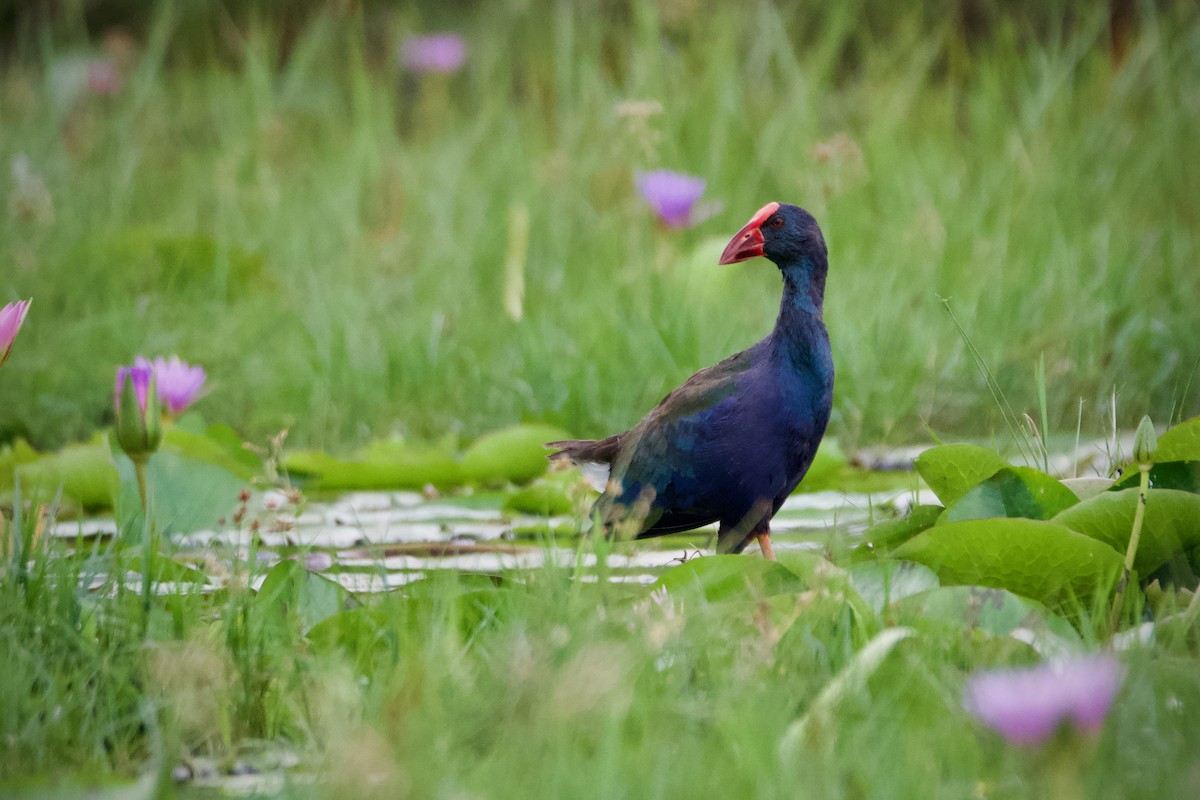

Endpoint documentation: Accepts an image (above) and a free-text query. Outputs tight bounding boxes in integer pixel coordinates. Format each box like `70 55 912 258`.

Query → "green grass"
2 497 1199 799
1 2 1198 453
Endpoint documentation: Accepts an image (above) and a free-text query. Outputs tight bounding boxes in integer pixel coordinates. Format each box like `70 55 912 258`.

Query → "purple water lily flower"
400 34 467 74
115 363 154 413
635 170 707 228
964 654 1124 745
137 356 206 416
114 361 163 461
0 299 31 368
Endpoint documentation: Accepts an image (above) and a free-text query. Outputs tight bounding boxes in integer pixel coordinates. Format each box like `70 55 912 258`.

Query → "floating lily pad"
1157 416 1200 462
255 559 352 635
914 444 1007 506
1111 461 1200 494
461 423 572 484
285 448 463 490
859 505 944 552
503 471 576 516
112 441 247 541
895 518 1123 607
847 560 940 615
652 555 806 602
1053 488 1200 576
940 466 1078 523
15 439 118 511
894 585 1079 644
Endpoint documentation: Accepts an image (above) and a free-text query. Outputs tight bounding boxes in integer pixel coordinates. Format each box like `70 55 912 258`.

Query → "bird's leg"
755 530 776 561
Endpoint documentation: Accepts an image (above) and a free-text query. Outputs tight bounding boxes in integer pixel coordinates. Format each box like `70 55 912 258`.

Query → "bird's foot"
755 532 776 561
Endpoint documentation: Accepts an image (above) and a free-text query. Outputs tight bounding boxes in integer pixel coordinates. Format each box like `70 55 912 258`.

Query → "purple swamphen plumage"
548 202 834 559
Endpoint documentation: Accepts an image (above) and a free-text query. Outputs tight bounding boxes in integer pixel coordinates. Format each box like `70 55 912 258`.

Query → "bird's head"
718 202 826 271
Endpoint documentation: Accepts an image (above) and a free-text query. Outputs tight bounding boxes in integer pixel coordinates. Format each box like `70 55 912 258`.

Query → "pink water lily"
136 355 206 416
964 654 1124 745
635 170 707 228
0 299 32 369
400 34 467 74
115 363 154 414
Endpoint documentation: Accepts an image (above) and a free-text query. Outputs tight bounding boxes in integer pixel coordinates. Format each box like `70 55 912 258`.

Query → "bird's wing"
597 346 760 534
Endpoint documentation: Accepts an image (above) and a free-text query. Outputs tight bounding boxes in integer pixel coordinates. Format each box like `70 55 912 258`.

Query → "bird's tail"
546 436 621 492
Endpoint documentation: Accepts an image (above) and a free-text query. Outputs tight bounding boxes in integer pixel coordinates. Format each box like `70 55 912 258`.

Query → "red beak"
718 202 780 265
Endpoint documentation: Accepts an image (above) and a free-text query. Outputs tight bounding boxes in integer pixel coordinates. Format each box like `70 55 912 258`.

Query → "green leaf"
503 472 575 516
894 585 1080 646
162 426 258 481
847 560 939 615
914 444 1007 505
112 443 246 540
460 423 572 484
859 505 944 552
255 559 352 634
895 518 1123 607
1053 488 1200 576
941 466 1079 523
285 447 463 490
1111 461 1200 494
1158 416 1200 462
652 555 806 602
15 440 118 510
0 438 40 490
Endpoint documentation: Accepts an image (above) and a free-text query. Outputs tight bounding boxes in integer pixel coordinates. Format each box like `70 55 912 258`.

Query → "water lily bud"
114 363 163 462
1133 415 1157 467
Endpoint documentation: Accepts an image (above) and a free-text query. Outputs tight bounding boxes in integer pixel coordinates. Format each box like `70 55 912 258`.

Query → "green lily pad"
460 423 572 484
859 505 944 552
0 438 39 491
1158 416 1200 462
940 466 1078 523
503 471 577 516
112 441 247 540
652 555 806 602
894 585 1079 645
895 518 1123 607
162 426 258 481
285 448 463 490
1111 461 1200 494
1053 488 1200 576
847 560 940 614
15 439 119 511
255 559 352 635
914 444 1007 506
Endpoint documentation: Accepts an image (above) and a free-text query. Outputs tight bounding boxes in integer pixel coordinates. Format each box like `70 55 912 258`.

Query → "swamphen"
548 202 833 559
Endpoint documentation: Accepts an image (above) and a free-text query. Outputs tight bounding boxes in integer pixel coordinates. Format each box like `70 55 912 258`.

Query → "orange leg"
755 531 776 561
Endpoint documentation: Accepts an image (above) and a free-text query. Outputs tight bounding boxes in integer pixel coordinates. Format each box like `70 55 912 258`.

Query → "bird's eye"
770 216 784 228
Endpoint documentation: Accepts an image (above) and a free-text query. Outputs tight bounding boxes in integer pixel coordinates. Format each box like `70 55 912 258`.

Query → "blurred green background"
1 0 1197 452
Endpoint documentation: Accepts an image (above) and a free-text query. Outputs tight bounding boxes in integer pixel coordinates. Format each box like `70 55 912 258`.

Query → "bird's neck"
771 257 830 369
